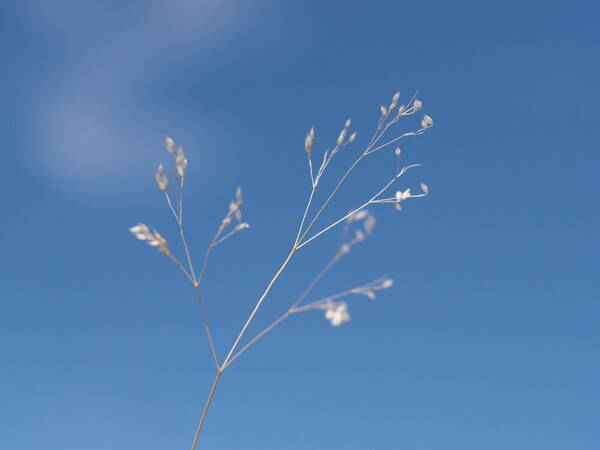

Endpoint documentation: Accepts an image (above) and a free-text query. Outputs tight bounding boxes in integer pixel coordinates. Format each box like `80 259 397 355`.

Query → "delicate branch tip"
349 277 394 300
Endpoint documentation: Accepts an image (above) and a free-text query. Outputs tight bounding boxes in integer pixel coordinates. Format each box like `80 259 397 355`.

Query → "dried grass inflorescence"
129 91 433 448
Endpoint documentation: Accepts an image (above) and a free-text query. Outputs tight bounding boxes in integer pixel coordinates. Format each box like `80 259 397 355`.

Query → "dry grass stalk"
129 91 433 448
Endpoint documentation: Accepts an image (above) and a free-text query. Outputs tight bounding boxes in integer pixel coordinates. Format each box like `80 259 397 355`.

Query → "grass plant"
129 91 433 448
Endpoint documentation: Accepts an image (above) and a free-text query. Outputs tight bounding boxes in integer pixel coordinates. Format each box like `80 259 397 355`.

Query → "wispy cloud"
21 0 264 197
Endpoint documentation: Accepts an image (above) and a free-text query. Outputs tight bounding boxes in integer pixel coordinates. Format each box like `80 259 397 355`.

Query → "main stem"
190 370 223 450
190 248 296 449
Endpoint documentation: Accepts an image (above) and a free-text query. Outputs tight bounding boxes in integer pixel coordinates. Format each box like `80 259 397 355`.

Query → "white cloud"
21 0 264 198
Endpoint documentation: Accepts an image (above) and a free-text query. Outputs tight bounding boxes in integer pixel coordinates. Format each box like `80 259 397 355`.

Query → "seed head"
336 128 346 146
395 189 411 202
164 136 175 153
305 127 315 154
364 214 376 234
175 147 188 177
129 223 168 252
421 114 433 128
155 163 168 191
324 301 351 326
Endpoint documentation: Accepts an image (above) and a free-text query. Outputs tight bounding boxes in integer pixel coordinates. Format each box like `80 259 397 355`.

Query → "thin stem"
197 237 217 284
190 370 223 450
165 187 219 371
164 251 195 285
297 165 419 249
298 119 387 244
291 254 338 310
224 250 341 368
292 288 355 312
307 153 315 187
295 187 316 245
194 286 220 369
221 247 296 367
164 192 180 223
177 178 198 283
211 226 244 247
299 154 365 243
224 310 292 369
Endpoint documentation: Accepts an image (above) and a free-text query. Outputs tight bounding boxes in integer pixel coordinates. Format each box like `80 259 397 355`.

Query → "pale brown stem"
221 247 297 368
190 370 223 450
224 311 292 369
193 286 220 369
164 251 195 285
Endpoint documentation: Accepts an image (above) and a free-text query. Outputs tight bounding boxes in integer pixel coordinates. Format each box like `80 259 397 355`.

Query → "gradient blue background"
1 1 599 449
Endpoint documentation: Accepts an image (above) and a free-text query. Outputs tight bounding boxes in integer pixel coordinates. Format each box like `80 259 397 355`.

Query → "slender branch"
190 370 223 450
193 286 220 369
221 247 297 367
164 251 195 285
298 154 365 243
294 187 316 245
297 115 388 243
292 288 354 312
224 311 292 369
367 128 425 154
177 178 198 283
290 254 338 310
297 165 419 249
164 192 180 223
165 186 220 371
224 250 341 368
197 237 216 284
307 153 315 187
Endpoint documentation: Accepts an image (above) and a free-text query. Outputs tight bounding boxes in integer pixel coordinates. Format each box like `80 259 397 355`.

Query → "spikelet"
324 301 351 326
421 114 433 128
155 164 168 191
336 128 347 146
129 224 169 253
175 147 188 177
350 277 394 300
395 189 412 202
164 136 175 153
305 127 315 154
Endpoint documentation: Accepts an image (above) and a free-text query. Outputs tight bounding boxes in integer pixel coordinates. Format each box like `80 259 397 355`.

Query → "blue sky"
1 1 599 449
